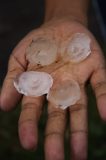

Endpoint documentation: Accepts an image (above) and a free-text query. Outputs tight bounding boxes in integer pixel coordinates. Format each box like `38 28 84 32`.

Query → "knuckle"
48 110 65 121
7 68 23 75
45 131 63 138
69 103 86 112
19 118 34 126
71 129 88 134
97 93 106 99
22 102 42 114
22 96 44 107
22 103 35 110
9 55 26 71
94 81 106 90
95 66 106 74
94 82 106 98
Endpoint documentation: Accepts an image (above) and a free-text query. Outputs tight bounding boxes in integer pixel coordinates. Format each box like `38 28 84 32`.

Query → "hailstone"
26 37 58 66
47 78 81 109
62 33 91 63
14 71 53 96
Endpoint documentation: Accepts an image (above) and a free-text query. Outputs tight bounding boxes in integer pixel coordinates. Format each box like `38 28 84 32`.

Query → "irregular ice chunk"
47 79 81 109
26 37 58 66
65 33 91 63
14 71 53 97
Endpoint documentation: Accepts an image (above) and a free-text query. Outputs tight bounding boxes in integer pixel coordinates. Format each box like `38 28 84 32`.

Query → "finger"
45 103 66 160
0 29 36 110
69 86 88 160
0 54 27 111
19 96 44 150
90 66 106 121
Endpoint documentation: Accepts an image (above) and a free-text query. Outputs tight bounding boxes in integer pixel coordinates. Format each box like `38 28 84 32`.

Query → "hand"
0 19 106 160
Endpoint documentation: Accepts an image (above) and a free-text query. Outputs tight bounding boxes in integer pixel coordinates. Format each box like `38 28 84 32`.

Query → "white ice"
47 79 81 109
65 33 91 63
26 37 58 66
14 71 53 96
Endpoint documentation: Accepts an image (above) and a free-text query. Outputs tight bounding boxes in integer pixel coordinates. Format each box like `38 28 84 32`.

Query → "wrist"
44 13 88 27
44 0 89 26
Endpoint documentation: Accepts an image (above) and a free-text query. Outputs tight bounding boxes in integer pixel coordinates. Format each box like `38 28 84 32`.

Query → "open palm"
0 20 106 160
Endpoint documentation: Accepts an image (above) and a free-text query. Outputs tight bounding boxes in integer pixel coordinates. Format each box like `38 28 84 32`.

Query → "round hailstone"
26 37 58 66
66 33 91 63
47 79 81 109
13 71 53 97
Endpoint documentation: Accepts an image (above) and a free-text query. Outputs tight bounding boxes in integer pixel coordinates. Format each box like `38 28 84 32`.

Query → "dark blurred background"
0 0 106 159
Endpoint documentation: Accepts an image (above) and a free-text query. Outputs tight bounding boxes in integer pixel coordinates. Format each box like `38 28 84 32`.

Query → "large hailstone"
26 37 58 66
62 33 91 63
13 71 53 97
47 79 81 109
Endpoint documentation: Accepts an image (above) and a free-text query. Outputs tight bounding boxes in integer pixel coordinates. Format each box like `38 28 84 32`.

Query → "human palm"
0 20 106 160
